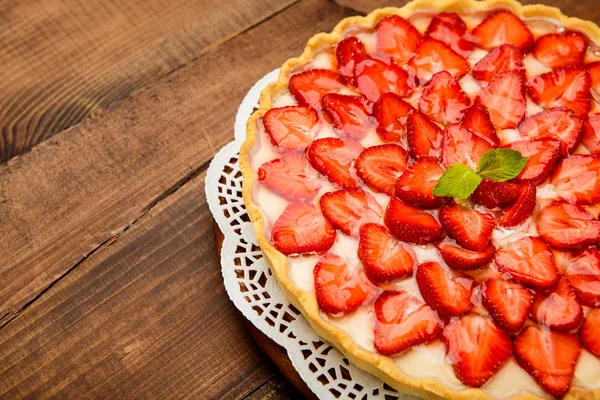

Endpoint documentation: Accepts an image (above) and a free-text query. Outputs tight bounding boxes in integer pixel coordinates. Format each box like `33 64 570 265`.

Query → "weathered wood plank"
0 0 295 162
243 375 303 399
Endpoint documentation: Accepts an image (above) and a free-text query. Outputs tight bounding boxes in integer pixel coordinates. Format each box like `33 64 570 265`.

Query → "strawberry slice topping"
442 123 493 170
408 38 469 83
419 71 471 126
289 69 351 112
473 44 525 86
527 66 591 119
374 290 443 355
384 197 443 245
376 15 422 65
589 61 600 99
425 12 473 57
271 203 336 255
358 223 416 283
355 144 408 196
460 104 499 146
581 308 600 358
482 279 532 332
495 236 559 289
436 238 495 271
514 326 581 398
537 201 600 249
476 71 526 130
320 188 382 237
582 114 600 154
336 36 369 86
373 92 415 143
443 314 512 388
263 106 318 152
258 153 322 200
533 31 588 69
505 139 561 185
322 94 372 140
471 11 534 51
498 183 536 228
440 204 495 251
470 179 519 209
517 108 583 155
307 138 363 189
407 110 444 159
416 261 474 317
395 159 448 208
563 247 600 307
531 277 583 331
355 58 414 102
550 155 600 205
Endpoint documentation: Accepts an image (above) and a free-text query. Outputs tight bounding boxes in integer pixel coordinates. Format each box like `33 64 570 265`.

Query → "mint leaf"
476 148 528 182
433 164 483 199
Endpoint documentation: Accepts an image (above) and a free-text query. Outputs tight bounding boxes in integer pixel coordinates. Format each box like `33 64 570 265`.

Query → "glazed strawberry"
476 71 526 130
498 183 536 228
419 71 470 126
563 247 600 307
441 123 493 170
582 114 600 154
537 201 600 249
482 279 532 332
425 12 473 57
531 277 583 331
289 69 351 112
471 179 519 209
550 155 600 205
373 92 414 143
407 38 469 83
320 189 382 237
355 58 414 102
263 106 318 152
314 253 373 315
471 11 534 51
376 15 422 65
271 203 336 255
517 108 583 155
514 326 581 398
258 153 322 200
533 31 587 69
336 37 369 85
416 261 474 317
588 61 600 98
443 314 512 388
580 308 600 358
460 104 499 146
374 290 443 355
495 236 559 289
472 44 525 86
527 67 591 118
406 110 443 159
505 139 561 185
322 94 371 139
355 144 408 196
384 198 442 245
307 138 363 189
394 159 448 208
440 204 494 251
436 238 495 271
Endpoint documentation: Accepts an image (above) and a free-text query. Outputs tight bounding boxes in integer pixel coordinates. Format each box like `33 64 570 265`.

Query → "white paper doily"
206 69 418 400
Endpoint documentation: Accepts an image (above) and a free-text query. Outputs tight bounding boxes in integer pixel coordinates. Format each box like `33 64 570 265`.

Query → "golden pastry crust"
239 1 600 398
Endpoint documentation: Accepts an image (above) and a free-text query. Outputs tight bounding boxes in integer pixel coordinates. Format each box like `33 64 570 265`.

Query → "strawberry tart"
240 0 600 398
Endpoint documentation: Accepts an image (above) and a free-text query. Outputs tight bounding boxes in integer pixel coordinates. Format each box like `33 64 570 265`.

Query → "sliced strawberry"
289 69 350 112
355 144 408 196
376 15 422 65
416 261 474 317
531 277 583 331
564 247 600 307
374 290 443 355
473 44 525 86
482 279 532 332
460 104 499 146
470 179 519 209
588 61 600 98
258 153 322 200
505 139 561 185
498 183 536 228
441 123 493 170
527 66 591 119
476 71 526 130
550 155 600 205
314 253 372 315
355 58 414 102
394 159 448 208
408 38 469 83
514 326 581 398
533 31 587 69
582 114 600 154
322 94 371 139
443 314 512 387
373 92 415 143
419 71 471 126
336 36 369 85
307 138 363 189
580 308 600 358
517 108 583 155
406 110 443 159
425 12 473 57
537 201 600 249
495 236 559 289
320 188 382 237
440 204 494 252
471 11 534 51
436 237 495 271
384 197 442 245
271 203 336 255
263 106 318 152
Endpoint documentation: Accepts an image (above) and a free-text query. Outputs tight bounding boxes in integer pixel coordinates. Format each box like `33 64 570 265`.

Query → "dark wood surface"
0 0 599 399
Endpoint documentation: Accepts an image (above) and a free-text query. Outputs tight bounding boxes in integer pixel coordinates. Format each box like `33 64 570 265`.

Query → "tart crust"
239 1 600 398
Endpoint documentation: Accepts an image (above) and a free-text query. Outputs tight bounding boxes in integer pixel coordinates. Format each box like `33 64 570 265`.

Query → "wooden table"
0 0 598 398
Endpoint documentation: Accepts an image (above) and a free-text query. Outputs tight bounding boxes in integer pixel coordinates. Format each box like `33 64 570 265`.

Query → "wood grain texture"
0 0 295 162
